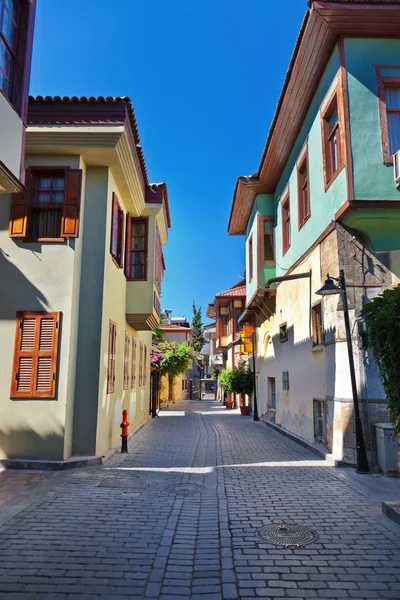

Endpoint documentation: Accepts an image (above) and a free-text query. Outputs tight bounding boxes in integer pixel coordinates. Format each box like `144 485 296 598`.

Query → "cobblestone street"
0 400 400 600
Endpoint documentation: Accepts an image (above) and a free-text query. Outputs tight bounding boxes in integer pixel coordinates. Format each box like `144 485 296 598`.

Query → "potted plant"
233 361 254 416
219 369 235 409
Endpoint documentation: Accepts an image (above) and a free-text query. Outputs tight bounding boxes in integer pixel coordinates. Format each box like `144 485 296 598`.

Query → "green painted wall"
245 195 276 304
273 45 346 277
345 38 400 201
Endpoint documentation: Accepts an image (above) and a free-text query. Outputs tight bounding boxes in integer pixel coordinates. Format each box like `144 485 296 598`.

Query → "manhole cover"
165 482 207 496
256 523 318 548
98 476 148 489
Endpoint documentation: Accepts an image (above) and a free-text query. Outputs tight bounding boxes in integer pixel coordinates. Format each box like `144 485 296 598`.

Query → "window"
123 332 130 390
107 320 117 394
263 219 274 262
322 95 342 185
221 314 228 337
10 312 60 399
235 307 242 332
384 86 400 156
182 379 185 391
143 345 147 386
139 341 143 387
0 0 19 99
314 399 325 442
312 303 324 347
297 152 310 228
9 168 82 241
110 193 124 267
125 217 148 280
267 377 276 409
281 194 290 255
282 371 289 391
131 337 136 389
248 235 253 281
279 323 288 343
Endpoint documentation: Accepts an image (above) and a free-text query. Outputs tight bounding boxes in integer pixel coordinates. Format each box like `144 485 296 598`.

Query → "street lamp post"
316 269 369 474
235 332 259 422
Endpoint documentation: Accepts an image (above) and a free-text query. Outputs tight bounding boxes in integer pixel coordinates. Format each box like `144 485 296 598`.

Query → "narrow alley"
0 400 399 600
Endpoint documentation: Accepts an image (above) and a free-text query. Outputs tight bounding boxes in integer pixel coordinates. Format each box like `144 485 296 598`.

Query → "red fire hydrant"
120 409 129 453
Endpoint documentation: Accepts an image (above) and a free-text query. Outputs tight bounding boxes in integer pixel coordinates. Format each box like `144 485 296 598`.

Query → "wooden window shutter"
107 320 117 394
61 169 82 238
143 345 147 386
9 168 32 238
118 207 124 268
123 331 130 390
110 193 119 262
131 337 136 388
139 341 143 387
125 215 132 278
10 312 60 399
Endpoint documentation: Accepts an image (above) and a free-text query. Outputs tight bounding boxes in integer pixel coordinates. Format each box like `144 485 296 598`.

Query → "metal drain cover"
165 482 207 496
98 476 148 489
256 523 318 548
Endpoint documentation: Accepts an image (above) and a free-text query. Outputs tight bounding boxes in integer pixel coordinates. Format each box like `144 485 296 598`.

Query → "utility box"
375 423 399 476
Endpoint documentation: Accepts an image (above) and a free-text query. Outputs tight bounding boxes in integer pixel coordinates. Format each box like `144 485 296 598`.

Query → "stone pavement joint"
0 399 399 599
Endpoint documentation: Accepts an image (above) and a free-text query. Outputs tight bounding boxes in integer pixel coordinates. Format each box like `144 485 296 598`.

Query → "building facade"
159 323 194 403
228 0 400 465
0 95 170 462
0 0 36 192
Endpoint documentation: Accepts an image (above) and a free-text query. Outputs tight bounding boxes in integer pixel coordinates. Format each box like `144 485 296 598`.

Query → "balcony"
126 282 160 331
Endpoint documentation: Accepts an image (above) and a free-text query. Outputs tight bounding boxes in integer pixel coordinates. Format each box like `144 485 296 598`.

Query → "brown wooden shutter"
118 208 124 268
125 215 132 278
107 320 117 394
143 345 147 386
110 193 119 262
139 341 143 387
61 169 82 238
123 331 129 390
11 312 60 399
9 168 32 238
131 337 136 388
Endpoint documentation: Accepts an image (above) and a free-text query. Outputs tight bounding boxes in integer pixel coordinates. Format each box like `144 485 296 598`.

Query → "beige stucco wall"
257 246 328 446
0 93 24 183
95 169 151 457
0 154 82 460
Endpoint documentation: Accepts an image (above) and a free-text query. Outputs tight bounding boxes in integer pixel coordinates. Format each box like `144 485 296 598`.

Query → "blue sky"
30 0 306 324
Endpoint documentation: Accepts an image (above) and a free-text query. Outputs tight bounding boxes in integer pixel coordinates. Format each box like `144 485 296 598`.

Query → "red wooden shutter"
125 215 132 278
61 169 82 238
9 168 32 238
107 320 117 394
131 337 136 388
11 312 60 399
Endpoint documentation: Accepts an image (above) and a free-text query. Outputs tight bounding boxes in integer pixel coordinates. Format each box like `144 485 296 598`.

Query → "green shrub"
361 286 400 433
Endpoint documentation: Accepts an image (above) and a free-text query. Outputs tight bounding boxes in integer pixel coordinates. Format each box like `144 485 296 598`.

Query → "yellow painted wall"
95 169 152 457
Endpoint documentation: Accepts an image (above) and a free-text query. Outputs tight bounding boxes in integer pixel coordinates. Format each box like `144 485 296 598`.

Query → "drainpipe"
265 271 312 290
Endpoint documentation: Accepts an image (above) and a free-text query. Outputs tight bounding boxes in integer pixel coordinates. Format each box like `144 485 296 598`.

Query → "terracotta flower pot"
225 400 234 409
240 405 250 416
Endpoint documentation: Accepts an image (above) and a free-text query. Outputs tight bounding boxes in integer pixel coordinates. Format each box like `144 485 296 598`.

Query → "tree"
151 341 196 404
232 361 254 407
192 302 206 353
361 286 400 433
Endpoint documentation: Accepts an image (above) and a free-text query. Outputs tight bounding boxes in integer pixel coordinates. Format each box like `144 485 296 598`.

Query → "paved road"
0 400 399 600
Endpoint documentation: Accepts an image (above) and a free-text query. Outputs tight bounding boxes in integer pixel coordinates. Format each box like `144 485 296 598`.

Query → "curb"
0 456 102 471
259 417 347 467
382 501 400 525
